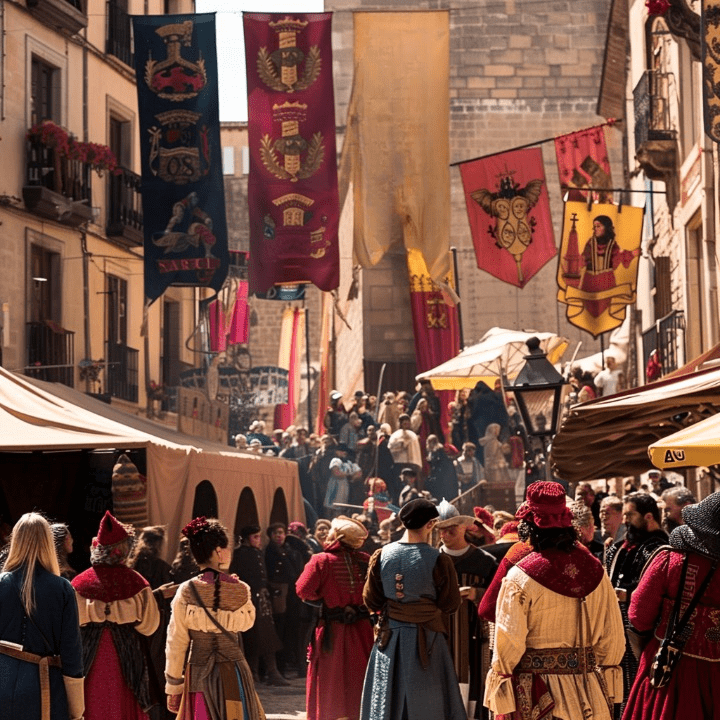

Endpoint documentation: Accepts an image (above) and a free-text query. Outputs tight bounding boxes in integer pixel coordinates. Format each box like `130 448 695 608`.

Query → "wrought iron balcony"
633 70 678 208
107 167 143 246
107 0 133 66
105 341 139 403
26 0 87 36
25 321 75 387
642 309 685 380
24 137 93 227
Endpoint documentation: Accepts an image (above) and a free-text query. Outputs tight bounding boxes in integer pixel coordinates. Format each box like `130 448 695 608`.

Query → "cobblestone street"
256 676 307 720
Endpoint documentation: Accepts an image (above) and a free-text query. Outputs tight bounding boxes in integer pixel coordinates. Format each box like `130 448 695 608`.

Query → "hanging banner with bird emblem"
132 13 229 303
243 12 339 294
556 201 643 337
459 147 556 288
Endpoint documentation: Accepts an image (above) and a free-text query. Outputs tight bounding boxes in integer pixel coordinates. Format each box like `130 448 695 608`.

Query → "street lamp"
510 337 568 443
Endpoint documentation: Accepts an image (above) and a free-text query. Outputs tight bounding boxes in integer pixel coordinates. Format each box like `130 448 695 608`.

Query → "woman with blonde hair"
0 512 84 720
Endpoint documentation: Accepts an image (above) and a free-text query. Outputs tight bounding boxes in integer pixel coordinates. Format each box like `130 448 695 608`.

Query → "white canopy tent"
416 327 569 390
1 369 304 562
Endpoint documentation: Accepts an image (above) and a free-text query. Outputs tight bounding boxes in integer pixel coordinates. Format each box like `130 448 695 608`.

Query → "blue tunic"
0 565 84 720
360 541 466 720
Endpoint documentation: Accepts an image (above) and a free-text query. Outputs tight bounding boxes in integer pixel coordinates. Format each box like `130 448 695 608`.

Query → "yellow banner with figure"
557 201 643 338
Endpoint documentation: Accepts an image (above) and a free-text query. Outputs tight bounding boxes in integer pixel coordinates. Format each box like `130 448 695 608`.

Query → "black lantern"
510 337 568 440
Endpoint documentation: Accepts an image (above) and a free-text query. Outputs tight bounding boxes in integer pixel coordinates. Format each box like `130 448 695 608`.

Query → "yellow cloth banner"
350 12 451 285
556 201 643 337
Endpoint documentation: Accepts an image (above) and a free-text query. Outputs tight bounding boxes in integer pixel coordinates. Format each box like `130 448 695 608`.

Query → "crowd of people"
1 458 718 720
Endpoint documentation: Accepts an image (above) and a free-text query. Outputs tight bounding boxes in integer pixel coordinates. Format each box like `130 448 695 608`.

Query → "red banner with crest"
459 147 556 289
554 125 613 202
243 13 339 294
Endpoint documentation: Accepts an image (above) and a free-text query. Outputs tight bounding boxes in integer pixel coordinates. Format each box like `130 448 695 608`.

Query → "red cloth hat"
94 510 130 547
516 481 573 528
473 506 494 531
499 520 520 539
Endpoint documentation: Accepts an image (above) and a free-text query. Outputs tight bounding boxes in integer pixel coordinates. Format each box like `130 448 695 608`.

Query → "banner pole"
451 246 464 350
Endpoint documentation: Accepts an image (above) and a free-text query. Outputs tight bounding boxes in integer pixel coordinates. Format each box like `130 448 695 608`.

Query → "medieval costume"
484 482 624 720
360 498 465 720
622 492 720 720
165 570 264 720
72 511 160 720
0 515 84 720
436 501 498 720
425 442 459 502
606 522 667 715
229 528 284 686
296 516 374 720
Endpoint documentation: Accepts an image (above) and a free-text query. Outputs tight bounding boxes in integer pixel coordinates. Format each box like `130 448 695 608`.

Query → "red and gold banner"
557 201 643 337
554 125 613 201
274 306 305 429
243 13 339 294
460 148 556 289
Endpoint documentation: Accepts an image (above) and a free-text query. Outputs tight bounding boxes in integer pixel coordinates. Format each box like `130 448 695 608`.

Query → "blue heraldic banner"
132 13 229 303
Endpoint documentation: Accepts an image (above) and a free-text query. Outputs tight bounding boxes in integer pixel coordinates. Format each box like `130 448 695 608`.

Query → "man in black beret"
359 498 465 719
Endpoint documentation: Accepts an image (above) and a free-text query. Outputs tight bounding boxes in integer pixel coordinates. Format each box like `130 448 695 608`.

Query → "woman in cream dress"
165 517 264 720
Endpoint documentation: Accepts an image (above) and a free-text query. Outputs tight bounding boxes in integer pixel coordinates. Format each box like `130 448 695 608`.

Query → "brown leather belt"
0 643 62 720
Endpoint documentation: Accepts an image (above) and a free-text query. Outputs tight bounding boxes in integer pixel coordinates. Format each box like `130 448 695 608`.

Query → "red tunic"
296 542 374 720
623 549 720 720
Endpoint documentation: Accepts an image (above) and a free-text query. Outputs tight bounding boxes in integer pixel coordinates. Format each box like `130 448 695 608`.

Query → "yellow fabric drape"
350 12 451 285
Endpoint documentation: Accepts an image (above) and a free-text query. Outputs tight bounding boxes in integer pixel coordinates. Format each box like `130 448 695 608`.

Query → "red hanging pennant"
459 147 556 289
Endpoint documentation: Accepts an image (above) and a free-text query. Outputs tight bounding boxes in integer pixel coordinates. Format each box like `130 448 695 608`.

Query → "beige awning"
552 365 720 482
417 327 568 390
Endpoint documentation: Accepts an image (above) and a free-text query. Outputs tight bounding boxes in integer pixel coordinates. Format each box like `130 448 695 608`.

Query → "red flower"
646 0 670 15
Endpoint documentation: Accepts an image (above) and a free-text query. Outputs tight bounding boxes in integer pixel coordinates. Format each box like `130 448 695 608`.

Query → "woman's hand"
167 694 182 714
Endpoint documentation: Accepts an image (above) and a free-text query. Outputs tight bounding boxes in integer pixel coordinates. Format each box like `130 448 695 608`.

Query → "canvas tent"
0 368 303 563
416 327 569 390
552 365 720 483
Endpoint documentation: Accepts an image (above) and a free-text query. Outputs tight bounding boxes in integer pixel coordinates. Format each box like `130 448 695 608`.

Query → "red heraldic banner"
557 201 643 338
244 13 339 294
459 147 556 289
554 125 613 201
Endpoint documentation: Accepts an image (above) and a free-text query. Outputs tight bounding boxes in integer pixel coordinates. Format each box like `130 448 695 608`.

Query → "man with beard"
605 492 667 718
660 485 696 533
436 500 497 719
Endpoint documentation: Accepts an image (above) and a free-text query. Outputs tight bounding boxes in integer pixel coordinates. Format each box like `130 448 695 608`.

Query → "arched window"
233 487 260 541
191 480 218 519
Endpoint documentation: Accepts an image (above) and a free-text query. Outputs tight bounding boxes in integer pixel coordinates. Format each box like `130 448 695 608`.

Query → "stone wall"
326 0 622 368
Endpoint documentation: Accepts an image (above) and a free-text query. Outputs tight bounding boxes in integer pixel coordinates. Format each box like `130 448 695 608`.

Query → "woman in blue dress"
0 512 84 720
360 498 465 720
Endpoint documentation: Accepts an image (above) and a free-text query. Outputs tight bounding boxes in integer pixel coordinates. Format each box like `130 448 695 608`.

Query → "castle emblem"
269 193 330 259
257 16 321 93
260 102 325 182
147 109 210 185
145 20 207 102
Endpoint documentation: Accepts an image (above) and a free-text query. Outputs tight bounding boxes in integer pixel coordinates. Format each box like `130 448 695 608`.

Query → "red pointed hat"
94 510 130 547
516 481 573 528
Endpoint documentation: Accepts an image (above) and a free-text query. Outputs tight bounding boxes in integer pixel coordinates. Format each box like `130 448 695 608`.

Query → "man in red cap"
71 510 160 720
483 481 624 720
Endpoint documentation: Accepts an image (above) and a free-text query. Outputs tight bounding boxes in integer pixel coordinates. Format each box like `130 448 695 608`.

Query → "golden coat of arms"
257 16 321 92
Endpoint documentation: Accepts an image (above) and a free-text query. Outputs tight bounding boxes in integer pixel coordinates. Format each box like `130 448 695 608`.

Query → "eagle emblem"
470 175 544 284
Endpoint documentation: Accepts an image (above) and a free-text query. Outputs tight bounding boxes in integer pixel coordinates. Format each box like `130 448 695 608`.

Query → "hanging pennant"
243 13 339 294
556 201 643 337
554 125 613 201
459 147 556 288
132 14 230 303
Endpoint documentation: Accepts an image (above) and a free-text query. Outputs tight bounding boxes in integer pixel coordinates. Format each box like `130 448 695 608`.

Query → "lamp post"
510 337 568 475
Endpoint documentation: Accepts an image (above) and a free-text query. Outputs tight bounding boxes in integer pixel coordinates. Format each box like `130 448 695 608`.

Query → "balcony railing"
26 138 92 204
633 70 675 148
26 0 88 35
107 0 133 66
642 309 685 380
105 341 139 403
107 166 143 246
25 321 75 387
